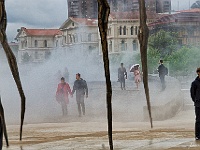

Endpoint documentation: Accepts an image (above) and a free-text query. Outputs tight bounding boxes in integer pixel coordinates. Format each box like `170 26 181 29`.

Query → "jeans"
61 100 67 116
76 94 85 116
195 107 200 138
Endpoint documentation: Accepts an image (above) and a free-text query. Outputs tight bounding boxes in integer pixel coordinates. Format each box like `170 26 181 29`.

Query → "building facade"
67 0 171 19
16 27 61 63
99 11 159 55
59 17 99 52
67 0 98 19
148 8 200 47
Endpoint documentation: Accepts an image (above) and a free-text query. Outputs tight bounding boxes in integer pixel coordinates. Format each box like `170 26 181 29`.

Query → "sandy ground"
2 110 200 150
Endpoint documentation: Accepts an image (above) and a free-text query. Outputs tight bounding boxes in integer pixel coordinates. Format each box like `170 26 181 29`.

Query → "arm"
190 82 196 102
66 83 72 96
72 81 76 95
85 81 88 97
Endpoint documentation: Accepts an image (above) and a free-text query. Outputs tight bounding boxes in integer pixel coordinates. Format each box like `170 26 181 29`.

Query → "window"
88 33 92 41
109 40 112 52
121 40 127 51
35 52 39 59
131 26 134 35
119 26 122 35
56 40 58 47
72 22 74 26
44 40 47 47
135 26 138 35
123 26 126 35
34 40 38 47
133 40 137 51
25 41 27 47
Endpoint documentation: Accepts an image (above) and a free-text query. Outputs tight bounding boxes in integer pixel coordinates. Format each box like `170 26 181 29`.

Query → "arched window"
44 40 47 47
123 26 126 35
131 26 134 35
119 26 122 35
34 40 38 47
135 26 138 35
56 40 58 47
121 40 126 51
25 41 27 47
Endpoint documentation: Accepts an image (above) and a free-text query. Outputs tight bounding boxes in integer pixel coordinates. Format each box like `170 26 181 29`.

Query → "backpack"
164 66 168 75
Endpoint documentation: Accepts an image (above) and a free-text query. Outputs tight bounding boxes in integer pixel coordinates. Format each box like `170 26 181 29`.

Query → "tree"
97 0 113 149
167 46 200 76
0 0 26 147
148 30 178 58
138 0 153 128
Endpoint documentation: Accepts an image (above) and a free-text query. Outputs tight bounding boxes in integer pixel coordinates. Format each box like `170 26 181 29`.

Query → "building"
59 17 99 52
148 8 200 47
15 27 61 63
67 0 98 19
132 0 171 13
99 11 159 55
67 0 171 19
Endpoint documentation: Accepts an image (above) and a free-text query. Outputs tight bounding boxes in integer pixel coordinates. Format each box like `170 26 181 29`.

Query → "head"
196 68 200 77
121 63 124 67
159 60 163 64
76 73 81 80
61 77 65 83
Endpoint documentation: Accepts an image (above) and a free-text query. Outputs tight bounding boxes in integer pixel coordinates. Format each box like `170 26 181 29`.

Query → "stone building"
148 8 200 47
59 17 99 52
15 27 61 63
99 11 159 55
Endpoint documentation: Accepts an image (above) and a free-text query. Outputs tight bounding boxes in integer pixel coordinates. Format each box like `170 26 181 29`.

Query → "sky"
5 0 197 42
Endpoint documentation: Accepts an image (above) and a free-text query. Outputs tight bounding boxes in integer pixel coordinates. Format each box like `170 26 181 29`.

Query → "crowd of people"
118 59 168 91
53 62 200 141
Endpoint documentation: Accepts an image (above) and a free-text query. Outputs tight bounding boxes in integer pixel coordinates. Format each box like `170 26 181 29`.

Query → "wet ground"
1 76 199 149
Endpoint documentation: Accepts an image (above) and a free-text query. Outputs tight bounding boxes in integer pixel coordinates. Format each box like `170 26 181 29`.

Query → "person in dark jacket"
190 67 200 140
72 73 88 117
118 63 127 90
157 60 167 90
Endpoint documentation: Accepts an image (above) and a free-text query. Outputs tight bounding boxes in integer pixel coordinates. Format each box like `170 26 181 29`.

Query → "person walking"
190 67 200 140
63 67 69 82
56 77 72 116
118 63 127 90
72 73 88 117
133 65 141 89
157 60 168 91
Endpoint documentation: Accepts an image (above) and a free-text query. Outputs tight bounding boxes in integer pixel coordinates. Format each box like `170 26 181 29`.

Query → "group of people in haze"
118 59 168 91
56 72 88 117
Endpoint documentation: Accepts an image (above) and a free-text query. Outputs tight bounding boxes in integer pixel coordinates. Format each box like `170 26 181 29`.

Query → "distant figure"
157 60 168 91
72 73 88 117
55 70 62 83
134 65 141 89
190 67 200 140
118 63 127 90
63 67 69 82
56 77 72 116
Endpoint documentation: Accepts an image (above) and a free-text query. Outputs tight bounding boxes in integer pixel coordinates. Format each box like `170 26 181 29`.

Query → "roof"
20 27 61 36
109 11 160 20
70 17 98 26
60 17 98 29
178 8 200 13
148 8 200 27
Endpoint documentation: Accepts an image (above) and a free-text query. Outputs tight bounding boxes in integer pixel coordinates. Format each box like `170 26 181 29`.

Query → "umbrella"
130 64 140 72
